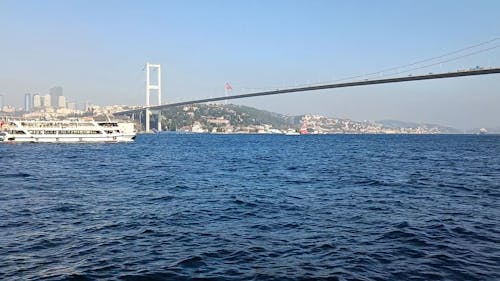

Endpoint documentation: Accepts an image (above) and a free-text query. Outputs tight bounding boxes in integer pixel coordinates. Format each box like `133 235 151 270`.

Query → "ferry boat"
284 128 300 136
0 119 136 143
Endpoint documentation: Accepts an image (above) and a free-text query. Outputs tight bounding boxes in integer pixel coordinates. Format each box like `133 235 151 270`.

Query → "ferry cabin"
0 120 136 143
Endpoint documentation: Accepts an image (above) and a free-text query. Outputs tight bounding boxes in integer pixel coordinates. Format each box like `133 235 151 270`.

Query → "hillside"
156 103 461 134
160 104 294 132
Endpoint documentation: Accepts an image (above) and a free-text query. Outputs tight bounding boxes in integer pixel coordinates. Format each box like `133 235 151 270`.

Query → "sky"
1 0 499 130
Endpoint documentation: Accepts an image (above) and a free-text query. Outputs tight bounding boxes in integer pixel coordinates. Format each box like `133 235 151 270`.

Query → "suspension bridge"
114 67 500 130
114 37 500 131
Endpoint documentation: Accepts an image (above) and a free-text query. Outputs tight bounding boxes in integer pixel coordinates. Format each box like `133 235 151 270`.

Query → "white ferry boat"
284 128 300 135
0 119 136 143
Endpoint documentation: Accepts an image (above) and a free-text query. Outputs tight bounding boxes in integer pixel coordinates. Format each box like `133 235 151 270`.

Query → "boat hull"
2 134 136 143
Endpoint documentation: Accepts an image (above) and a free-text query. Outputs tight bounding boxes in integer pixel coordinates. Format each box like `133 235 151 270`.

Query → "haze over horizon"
1 0 499 130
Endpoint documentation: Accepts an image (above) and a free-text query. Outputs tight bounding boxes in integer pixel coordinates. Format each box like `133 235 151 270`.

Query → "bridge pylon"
146 63 161 132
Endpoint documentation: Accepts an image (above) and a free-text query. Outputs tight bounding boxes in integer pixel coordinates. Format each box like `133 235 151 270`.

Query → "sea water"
1 134 499 280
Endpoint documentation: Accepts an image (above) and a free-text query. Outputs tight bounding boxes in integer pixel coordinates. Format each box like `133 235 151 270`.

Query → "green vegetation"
144 103 460 134
159 104 294 131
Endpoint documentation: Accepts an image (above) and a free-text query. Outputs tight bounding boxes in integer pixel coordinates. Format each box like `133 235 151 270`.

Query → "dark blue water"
1 134 499 281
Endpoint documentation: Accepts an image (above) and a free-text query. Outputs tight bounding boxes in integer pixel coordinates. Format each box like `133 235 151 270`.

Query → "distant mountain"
156 104 464 134
377 120 461 134
376 120 420 129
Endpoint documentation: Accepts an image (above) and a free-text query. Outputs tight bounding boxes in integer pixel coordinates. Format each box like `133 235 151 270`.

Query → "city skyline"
1 0 500 129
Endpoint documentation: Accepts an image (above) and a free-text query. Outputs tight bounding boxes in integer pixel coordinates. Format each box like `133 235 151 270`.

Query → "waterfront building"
2 105 15 113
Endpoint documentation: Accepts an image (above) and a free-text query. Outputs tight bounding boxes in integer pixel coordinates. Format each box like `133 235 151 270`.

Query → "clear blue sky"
1 0 499 129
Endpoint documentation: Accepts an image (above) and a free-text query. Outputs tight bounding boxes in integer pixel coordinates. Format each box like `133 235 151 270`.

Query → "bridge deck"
116 68 500 115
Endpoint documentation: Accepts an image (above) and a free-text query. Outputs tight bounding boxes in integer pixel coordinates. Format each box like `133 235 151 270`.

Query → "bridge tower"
145 63 161 132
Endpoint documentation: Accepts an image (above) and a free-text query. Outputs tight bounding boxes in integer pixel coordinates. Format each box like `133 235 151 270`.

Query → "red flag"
225 82 232 91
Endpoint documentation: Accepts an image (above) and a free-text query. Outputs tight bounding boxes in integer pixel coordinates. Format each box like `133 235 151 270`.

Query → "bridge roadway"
115 68 500 115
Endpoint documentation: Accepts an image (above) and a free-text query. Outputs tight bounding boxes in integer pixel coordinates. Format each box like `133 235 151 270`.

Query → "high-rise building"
50 86 63 108
33 94 41 109
57 95 66 108
24 93 32 112
43 95 51 108
0 94 4 111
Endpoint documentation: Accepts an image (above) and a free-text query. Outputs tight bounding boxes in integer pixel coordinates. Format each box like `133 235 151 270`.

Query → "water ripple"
1 134 499 280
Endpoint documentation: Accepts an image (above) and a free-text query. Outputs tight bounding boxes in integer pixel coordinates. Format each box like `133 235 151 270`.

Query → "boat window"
99 123 119 127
